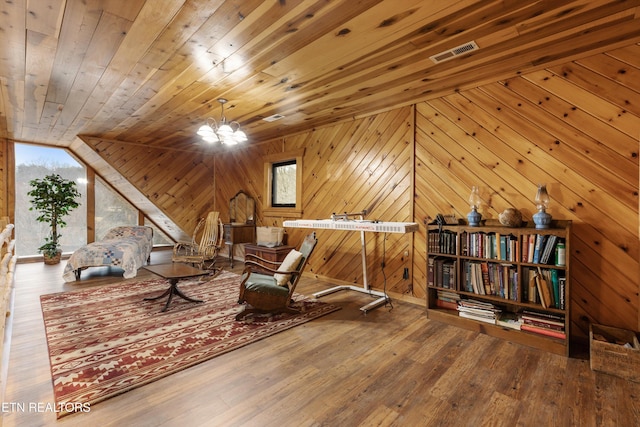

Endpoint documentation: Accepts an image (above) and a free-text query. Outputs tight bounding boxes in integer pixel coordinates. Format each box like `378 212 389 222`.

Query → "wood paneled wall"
214 107 419 303
417 45 639 338
79 138 216 241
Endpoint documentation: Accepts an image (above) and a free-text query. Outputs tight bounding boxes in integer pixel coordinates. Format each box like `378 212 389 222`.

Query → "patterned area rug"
40 271 339 418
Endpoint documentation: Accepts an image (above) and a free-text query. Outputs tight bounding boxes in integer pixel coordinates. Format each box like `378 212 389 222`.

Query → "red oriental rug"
40 271 339 418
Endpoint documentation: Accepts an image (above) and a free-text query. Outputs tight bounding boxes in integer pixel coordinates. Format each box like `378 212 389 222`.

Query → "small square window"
263 148 304 218
272 160 296 207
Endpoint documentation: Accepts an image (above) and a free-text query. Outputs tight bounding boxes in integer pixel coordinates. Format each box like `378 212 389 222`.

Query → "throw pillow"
274 249 303 286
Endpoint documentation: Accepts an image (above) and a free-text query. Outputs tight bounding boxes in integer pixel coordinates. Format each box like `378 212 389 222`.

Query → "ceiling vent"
262 114 285 122
429 41 479 64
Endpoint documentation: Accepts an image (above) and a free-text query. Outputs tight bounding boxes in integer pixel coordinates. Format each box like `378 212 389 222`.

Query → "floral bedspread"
63 226 154 282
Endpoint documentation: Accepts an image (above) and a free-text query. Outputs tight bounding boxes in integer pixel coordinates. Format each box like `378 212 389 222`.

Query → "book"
521 324 566 339
522 309 565 322
436 298 458 310
532 234 547 264
481 262 491 295
527 269 537 303
499 264 508 299
527 234 536 263
521 234 529 262
463 261 473 292
428 257 435 287
442 260 451 289
540 235 558 264
496 312 522 330
550 269 560 309
522 318 565 331
521 314 565 327
535 268 552 309
509 235 518 262
459 311 496 324
510 270 518 301
544 269 555 307
437 290 461 301
558 278 566 310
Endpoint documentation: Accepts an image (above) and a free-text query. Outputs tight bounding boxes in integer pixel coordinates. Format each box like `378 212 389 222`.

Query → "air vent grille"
263 114 285 122
430 41 479 64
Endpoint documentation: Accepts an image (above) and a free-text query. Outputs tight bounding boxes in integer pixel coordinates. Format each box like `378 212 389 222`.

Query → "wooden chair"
236 232 317 320
172 212 223 270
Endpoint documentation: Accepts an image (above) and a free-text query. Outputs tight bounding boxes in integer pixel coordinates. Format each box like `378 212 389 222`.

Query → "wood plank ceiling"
1 0 640 152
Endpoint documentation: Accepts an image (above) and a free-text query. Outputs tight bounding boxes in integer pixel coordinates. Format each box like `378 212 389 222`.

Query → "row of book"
428 257 457 289
462 261 518 301
430 258 566 310
460 231 518 261
521 234 563 265
427 230 456 255
524 267 566 309
432 295 566 340
437 231 565 267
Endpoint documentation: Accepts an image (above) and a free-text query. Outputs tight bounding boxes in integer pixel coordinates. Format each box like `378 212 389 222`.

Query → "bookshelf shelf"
426 219 571 356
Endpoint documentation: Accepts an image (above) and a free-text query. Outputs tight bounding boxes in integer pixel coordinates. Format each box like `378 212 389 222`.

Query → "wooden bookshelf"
426 219 571 356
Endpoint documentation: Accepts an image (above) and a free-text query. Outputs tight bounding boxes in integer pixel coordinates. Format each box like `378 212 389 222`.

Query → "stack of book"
496 312 523 330
520 310 566 339
457 299 501 324
435 290 460 310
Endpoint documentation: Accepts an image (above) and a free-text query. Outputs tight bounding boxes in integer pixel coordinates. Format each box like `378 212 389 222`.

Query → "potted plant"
27 174 81 264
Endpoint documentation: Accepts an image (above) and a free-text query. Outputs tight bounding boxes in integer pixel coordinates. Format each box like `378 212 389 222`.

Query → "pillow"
273 249 303 286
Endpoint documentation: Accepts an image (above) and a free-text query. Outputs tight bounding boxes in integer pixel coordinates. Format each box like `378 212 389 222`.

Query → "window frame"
271 159 297 208
263 148 304 218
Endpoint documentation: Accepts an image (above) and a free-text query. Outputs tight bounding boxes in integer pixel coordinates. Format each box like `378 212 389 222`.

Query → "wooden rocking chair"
172 211 223 270
236 232 317 320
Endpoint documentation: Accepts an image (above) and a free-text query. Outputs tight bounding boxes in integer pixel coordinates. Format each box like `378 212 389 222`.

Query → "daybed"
63 226 153 282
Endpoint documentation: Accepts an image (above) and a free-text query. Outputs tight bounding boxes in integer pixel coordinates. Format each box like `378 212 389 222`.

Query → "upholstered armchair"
236 232 317 320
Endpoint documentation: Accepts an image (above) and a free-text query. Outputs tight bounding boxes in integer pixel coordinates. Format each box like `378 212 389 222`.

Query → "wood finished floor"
3 250 639 427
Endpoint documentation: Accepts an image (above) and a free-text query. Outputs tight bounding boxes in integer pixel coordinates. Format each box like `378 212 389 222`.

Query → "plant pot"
43 251 62 265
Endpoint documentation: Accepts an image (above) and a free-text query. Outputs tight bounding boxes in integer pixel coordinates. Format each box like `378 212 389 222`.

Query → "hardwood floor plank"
3 250 640 426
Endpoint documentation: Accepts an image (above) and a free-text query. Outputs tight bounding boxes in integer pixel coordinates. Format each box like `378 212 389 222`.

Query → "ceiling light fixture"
197 98 247 145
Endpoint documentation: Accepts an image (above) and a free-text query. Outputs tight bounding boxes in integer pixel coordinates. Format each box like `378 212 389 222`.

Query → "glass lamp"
533 184 552 229
467 186 482 226
197 98 248 145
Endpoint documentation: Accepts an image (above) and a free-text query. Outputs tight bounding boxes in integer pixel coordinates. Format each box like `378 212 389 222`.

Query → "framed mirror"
229 191 255 224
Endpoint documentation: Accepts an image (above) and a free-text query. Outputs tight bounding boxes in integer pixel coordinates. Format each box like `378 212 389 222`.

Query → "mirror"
229 191 255 224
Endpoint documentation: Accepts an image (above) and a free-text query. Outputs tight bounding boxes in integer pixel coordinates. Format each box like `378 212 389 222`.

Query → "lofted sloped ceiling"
1 0 640 153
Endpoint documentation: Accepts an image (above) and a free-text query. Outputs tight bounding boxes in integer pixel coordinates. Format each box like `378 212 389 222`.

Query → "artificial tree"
27 173 81 264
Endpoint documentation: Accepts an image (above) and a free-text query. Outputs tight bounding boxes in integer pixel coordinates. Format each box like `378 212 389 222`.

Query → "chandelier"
197 98 248 145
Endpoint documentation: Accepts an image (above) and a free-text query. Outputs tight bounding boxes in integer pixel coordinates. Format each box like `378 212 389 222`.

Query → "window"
272 160 296 207
263 149 304 217
143 219 173 246
95 177 138 239
14 143 87 256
